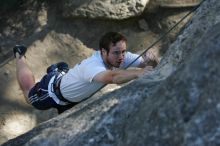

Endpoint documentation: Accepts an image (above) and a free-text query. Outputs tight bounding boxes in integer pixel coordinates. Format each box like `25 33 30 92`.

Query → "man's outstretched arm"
93 67 152 84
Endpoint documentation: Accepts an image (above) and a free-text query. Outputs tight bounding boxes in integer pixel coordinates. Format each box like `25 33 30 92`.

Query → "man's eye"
113 51 120 55
112 51 126 56
122 50 126 54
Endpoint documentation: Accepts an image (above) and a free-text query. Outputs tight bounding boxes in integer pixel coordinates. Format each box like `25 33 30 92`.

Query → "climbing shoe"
46 62 69 74
56 62 69 73
13 45 27 58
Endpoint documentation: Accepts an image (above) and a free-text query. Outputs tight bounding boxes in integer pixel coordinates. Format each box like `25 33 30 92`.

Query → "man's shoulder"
79 53 103 67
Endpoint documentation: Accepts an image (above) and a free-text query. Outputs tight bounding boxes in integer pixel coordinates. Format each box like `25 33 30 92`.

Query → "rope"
87 0 206 98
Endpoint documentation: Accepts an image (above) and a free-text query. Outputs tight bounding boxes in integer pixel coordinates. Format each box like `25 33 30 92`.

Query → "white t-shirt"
60 51 143 102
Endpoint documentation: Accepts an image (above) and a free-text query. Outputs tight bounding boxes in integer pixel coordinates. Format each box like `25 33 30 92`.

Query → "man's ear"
101 48 107 55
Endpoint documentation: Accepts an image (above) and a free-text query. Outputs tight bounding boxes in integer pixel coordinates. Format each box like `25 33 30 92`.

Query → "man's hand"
138 66 153 78
142 50 159 68
144 65 153 73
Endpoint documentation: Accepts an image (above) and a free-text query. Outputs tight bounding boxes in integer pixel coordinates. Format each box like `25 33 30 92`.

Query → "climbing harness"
47 62 73 104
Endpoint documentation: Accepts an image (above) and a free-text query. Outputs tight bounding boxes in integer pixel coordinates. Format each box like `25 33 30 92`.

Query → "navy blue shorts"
28 72 77 114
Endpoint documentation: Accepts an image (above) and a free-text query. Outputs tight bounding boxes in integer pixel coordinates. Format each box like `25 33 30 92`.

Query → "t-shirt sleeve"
122 52 143 68
82 61 106 82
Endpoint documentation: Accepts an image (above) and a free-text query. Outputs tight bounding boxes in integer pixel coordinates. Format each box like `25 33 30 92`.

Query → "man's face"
103 40 126 68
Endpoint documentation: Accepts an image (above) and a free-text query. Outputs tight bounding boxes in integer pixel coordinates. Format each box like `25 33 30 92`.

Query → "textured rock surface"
2 0 220 146
156 0 219 80
157 0 202 7
62 0 150 19
61 0 201 19
122 21 220 146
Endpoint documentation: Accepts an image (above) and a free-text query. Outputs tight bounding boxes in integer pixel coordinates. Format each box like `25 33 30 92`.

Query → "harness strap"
53 75 73 103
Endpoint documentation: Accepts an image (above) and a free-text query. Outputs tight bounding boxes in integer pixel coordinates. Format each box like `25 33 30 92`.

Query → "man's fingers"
138 66 153 78
144 66 153 74
144 50 159 65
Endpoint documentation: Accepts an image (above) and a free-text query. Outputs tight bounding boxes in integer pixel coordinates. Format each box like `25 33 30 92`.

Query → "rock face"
61 0 201 19
62 0 150 19
157 0 202 7
2 0 220 146
122 22 220 146
157 0 217 79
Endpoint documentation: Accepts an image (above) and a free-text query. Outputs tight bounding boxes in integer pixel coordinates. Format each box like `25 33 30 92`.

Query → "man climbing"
14 32 159 114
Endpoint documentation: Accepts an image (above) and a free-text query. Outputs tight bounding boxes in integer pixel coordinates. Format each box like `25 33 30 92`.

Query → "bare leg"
15 53 35 103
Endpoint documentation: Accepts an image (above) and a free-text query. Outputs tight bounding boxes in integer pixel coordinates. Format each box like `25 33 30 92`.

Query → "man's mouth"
117 61 122 64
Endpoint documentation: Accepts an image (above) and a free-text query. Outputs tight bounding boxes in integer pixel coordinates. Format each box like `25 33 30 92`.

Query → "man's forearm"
112 69 143 84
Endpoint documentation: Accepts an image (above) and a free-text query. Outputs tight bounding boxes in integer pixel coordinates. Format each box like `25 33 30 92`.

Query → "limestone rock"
157 0 202 7
61 0 201 20
122 21 220 146
62 0 150 19
157 0 219 79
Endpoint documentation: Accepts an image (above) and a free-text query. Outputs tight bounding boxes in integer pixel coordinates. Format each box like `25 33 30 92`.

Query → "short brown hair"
99 32 127 53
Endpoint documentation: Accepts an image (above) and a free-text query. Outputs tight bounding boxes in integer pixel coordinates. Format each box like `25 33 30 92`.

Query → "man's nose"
118 53 125 59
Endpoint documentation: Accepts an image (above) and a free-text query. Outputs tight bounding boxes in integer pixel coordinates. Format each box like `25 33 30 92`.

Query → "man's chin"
114 63 122 68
